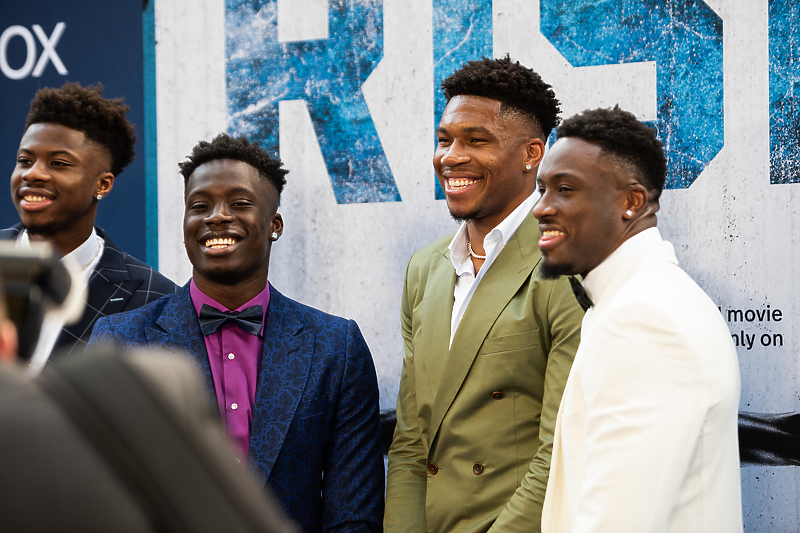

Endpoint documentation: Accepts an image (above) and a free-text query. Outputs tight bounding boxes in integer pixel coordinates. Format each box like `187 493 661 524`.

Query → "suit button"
491 391 504 400
428 463 438 475
473 463 483 475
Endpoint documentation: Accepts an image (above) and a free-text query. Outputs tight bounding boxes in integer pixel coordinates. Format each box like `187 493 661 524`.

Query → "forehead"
539 137 616 181
20 122 89 152
439 95 504 128
186 159 272 197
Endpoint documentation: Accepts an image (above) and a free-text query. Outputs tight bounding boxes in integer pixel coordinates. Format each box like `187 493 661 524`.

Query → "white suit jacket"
542 228 743 533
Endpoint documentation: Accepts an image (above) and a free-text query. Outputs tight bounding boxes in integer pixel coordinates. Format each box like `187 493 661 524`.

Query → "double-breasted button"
473 463 483 475
428 463 439 475
491 391 504 400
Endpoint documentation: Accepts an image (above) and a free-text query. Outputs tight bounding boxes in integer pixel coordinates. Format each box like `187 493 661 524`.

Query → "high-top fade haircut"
557 105 667 203
178 133 288 198
24 82 136 177
441 55 561 139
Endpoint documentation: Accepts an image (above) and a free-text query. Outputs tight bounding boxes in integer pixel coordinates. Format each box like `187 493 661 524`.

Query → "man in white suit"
532 106 743 532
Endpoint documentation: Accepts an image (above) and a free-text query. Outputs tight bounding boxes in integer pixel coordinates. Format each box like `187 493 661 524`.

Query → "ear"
96 172 115 199
524 138 546 171
270 212 284 239
0 319 18 364
622 182 650 219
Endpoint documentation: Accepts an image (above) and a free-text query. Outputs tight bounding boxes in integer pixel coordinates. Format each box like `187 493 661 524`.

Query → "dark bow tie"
568 276 593 312
198 304 263 336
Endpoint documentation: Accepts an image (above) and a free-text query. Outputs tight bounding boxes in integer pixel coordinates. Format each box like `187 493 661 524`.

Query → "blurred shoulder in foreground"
0 345 298 533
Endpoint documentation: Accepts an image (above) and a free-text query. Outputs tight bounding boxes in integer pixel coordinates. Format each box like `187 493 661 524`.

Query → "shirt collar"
18 227 100 269
189 279 271 336
448 190 539 274
583 227 662 304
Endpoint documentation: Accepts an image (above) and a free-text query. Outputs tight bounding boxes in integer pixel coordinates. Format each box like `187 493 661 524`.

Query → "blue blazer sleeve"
321 319 384 532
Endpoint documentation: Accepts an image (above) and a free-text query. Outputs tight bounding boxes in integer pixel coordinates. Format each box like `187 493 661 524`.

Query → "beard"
448 207 481 224
22 221 60 237
539 257 577 280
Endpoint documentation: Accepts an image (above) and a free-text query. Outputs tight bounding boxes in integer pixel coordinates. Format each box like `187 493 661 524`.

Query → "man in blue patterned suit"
1 82 177 361
89 133 384 533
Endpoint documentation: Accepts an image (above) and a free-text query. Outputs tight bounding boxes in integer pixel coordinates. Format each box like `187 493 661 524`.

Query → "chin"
20 220 59 236
539 258 577 280
448 207 481 223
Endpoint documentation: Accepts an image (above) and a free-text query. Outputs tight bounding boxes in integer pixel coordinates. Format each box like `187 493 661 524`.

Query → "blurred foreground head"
0 241 83 369
0 271 17 363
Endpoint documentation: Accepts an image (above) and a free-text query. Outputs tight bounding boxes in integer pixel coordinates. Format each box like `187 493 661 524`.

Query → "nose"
532 192 555 220
21 160 51 183
205 202 234 225
440 140 470 167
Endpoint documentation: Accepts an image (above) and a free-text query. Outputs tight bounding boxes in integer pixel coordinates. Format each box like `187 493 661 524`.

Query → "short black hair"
178 133 288 196
441 55 561 139
25 82 136 176
557 105 667 202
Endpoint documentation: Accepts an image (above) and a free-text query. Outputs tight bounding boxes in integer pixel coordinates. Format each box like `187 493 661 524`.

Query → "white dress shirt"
17 228 104 369
448 190 539 345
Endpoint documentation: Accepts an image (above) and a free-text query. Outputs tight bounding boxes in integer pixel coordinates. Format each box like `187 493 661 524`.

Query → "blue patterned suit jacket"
89 283 384 533
0 225 177 358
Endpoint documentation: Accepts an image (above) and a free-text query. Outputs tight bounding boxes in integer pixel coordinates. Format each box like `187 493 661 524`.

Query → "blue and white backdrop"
2 1 799 529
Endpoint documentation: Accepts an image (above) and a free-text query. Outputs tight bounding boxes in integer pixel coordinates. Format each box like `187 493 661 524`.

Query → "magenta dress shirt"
189 280 270 460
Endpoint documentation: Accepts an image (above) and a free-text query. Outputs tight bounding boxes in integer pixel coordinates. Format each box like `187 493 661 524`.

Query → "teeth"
448 178 477 189
204 237 237 249
543 231 565 236
24 195 49 203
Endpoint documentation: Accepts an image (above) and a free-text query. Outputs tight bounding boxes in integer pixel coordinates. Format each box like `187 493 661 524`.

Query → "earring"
270 232 278 240
625 210 633 217
96 194 102 200
525 164 532 170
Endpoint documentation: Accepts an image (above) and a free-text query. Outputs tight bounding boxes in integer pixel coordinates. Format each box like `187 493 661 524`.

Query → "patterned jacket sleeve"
322 319 385 532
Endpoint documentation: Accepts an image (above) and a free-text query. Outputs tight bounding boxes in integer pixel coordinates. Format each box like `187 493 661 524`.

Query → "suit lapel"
60 229 142 349
147 285 217 402
414 249 456 405
248 286 313 485
428 212 541 445
0 225 22 240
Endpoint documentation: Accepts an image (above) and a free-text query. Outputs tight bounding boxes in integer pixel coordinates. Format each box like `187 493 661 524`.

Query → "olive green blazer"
385 211 584 533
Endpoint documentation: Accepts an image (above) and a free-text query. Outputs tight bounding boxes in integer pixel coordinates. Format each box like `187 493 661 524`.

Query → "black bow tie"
568 276 593 312
198 304 263 336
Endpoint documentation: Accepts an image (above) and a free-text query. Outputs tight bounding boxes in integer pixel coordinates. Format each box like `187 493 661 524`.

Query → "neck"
193 272 268 310
28 223 95 257
581 215 659 278
619 205 658 245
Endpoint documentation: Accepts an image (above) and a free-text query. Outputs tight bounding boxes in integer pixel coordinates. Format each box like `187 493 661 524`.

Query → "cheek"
183 218 197 244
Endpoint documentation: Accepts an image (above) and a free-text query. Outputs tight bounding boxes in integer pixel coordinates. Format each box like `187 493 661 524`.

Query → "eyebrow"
435 125 494 135
18 148 78 158
186 185 256 198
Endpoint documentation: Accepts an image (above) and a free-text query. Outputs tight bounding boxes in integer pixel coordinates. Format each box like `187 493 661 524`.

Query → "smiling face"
434 95 542 229
183 159 283 296
533 137 633 279
10 123 114 253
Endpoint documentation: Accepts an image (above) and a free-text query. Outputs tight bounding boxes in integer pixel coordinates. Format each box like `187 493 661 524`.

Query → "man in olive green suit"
385 57 584 533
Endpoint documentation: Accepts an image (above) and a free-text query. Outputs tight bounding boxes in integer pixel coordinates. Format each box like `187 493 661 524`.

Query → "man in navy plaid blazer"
2 82 176 359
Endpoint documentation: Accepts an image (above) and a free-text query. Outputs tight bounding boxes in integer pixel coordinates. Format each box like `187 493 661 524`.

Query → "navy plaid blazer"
0 225 177 358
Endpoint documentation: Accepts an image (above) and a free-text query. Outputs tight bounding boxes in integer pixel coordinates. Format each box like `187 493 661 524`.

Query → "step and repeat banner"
2 0 799 530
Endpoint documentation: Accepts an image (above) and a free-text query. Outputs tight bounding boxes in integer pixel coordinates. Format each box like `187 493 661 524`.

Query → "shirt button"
227 353 235 360
473 463 484 475
231 403 238 410
491 391 504 400
428 463 439 475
